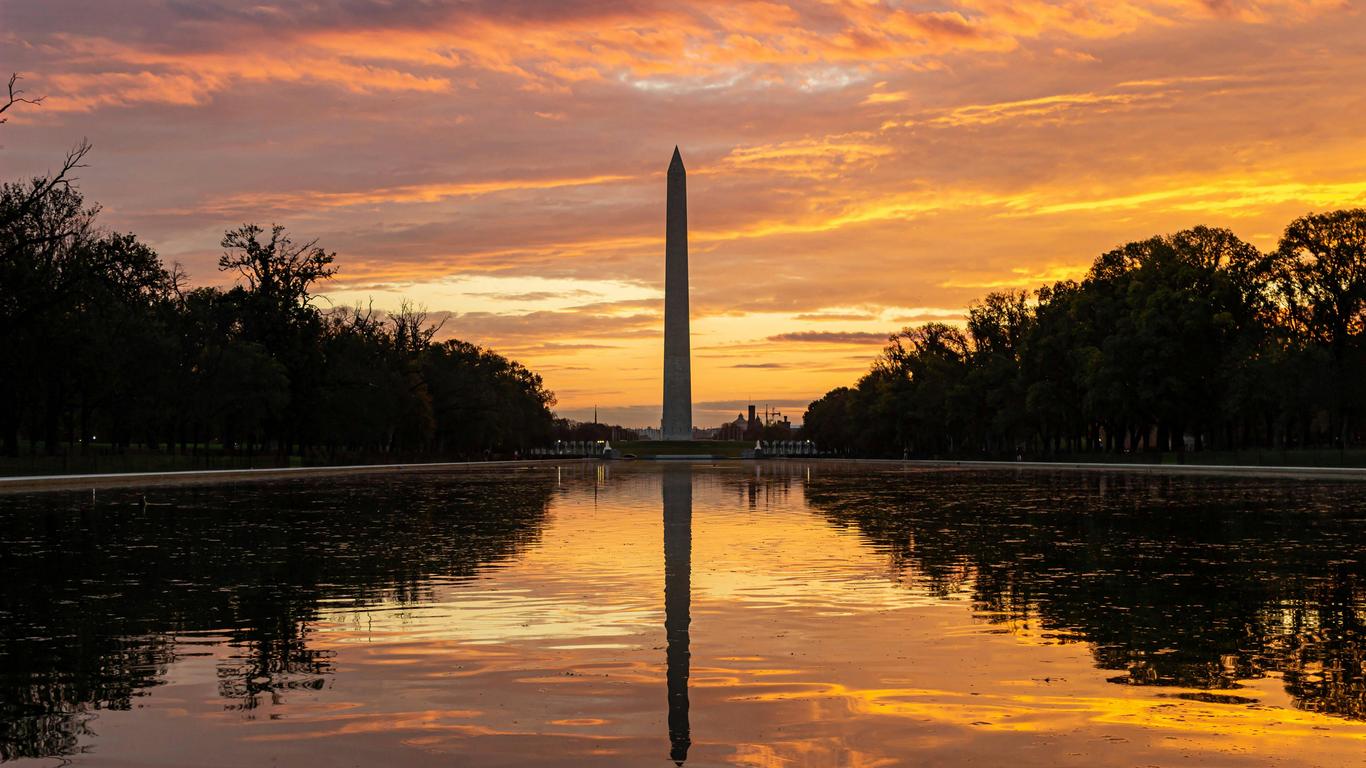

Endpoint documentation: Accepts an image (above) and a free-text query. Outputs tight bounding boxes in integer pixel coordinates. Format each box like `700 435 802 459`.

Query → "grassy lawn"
616 440 749 458
0 450 301 477
919 448 1366 468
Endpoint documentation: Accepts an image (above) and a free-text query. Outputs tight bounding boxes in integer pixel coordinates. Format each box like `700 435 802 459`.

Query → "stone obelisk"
661 146 693 441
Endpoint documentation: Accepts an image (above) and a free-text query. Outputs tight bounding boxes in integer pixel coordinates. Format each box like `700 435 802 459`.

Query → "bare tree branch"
168 262 190 300
1 73 44 124
1 139 93 232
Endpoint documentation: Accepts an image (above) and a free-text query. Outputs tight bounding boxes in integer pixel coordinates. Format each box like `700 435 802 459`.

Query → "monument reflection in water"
662 466 692 763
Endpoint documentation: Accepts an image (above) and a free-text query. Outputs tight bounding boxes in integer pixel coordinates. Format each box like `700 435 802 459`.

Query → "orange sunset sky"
3 0 1365 427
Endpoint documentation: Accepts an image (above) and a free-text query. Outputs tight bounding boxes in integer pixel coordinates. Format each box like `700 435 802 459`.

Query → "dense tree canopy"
804 215 1366 458
0 179 555 463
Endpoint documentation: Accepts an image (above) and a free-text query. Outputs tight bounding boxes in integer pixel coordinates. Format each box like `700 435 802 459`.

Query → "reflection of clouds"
708 675 1366 744
320 592 658 646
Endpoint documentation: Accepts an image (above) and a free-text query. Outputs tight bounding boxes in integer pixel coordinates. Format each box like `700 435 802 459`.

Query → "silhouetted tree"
552 419 640 442
801 387 855 454
423 340 555 457
805 213 1366 459
1276 209 1366 448
0 181 99 454
1 190 559 464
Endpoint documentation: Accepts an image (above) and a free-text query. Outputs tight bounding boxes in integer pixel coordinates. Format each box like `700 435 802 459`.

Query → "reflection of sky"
318 591 658 647
319 469 935 648
6 2 1366 422
61 465 1366 766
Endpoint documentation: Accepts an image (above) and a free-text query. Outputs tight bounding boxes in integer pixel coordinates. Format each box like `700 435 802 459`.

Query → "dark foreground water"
3 463 1366 767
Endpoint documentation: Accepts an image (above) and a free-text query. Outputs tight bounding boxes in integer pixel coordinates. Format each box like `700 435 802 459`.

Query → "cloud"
862 90 912 105
2 0 1360 419
711 133 893 178
793 312 879 321
729 362 790 368
1052 47 1099 62
443 309 661 345
35 33 453 113
16 0 1339 113
193 174 636 215
889 311 968 324
467 290 596 302
768 331 890 345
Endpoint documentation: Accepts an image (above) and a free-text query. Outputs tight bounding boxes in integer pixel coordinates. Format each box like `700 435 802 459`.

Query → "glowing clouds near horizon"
3 0 1365 423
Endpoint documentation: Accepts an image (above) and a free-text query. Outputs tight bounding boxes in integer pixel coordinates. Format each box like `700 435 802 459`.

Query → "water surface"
3 462 1366 766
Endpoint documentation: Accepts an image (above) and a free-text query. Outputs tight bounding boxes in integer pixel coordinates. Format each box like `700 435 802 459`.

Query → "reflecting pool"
4 462 1366 766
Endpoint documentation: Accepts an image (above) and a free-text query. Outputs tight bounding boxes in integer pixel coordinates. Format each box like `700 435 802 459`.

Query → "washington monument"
662 146 693 440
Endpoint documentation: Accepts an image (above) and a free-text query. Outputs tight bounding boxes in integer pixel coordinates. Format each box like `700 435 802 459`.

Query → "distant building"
713 404 795 441
767 416 794 438
743 404 762 441
717 414 748 441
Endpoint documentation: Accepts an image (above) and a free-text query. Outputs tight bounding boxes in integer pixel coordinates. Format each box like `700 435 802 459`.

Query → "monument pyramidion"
661 146 693 441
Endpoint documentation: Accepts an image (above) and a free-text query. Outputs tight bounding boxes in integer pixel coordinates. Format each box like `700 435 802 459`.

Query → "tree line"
1 83 555 463
803 214 1366 458
552 419 642 443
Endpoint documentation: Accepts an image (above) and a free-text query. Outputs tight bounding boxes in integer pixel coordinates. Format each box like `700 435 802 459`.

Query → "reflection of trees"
0 634 173 760
215 596 334 712
0 474 554 759
1278 573 1366 720
727 465 795 512
806 470 1366 720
